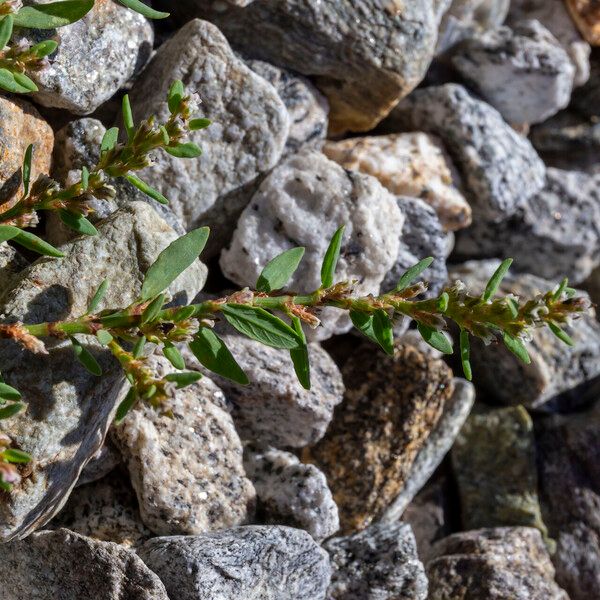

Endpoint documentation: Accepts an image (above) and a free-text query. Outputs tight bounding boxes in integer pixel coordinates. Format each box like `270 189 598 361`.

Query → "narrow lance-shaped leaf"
189 118 211 131
122 94 135 141
12 72 37 92
59 210 98 236
22 143 33 197
0 402 25 420
502 332 531 364
14 0 94 29
132 335 146 359
96 330 113 346
0 382 21 401
0 225 21 243
165 371 202 389
548 322 574 347
165 142 202 159
101 127 119 153
459 329 472 381
115 388 137 424
256 247 305 293
87 279 109 314
289 316 310 390
70 337 102 376
163 341 185 371
126 174 169 205
372 310 394 356
321 226 345 288
1 449 31 464
140 294 165 325
482 258 513 302
12 230 64 258
552 278 569 301
168 80 184 114
417 322 453 355
81 166 89 191
30 40 58 58
395 257 434 292
118 0 169 19
0 68 35 94
0 14 14 50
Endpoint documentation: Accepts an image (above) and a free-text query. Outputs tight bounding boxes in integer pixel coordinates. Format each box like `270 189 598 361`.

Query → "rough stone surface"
451 20 575 124
27 0 153 114
382 379 475 523
0 202 206 542
509 0 591 85
324 521 428 600
183 334 344 448
220 149 404 340
306 343 455 533
111 354 255 536
76 439 121 487
129 19 289 252
427 527 568 599
0 528 169 599
244 444 339 541
454 168 600 284
173 0 438 134
388 84 546 221
0 95 53 207
449 260 600 409
451 406 548 537
139 526 331 600
0 245 27 298
323 133 471 232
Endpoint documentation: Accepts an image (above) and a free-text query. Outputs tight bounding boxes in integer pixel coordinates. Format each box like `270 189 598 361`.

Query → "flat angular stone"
0 529 168 599
139 526 331 600
325 521 428 600
324 133 471 232
244 444 339 541
388 84 546 221
111 354 255 536
0 202 206 542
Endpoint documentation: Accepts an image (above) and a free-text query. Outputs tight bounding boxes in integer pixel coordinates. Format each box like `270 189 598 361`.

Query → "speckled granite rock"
0 245 27 298
536 402 600 600
388 84 546 221
382 379 475 523
111 354 255 536
220 149 403 340
451 406 548 538
566 0 600 46
0 202 206 543
427 527 568 599
323 133 470 232
76 439 121 487
172 0 438 134
139 526 331 600
324 521 428 600
244 445 339 541
454 168 600 284
0 95 53 206
451 20 575 124
183 334 344 447
0 529 168 599
509 0 591 85
26 0 153 114
247 59 329 155
306 343 454 533
50 470 152 548
449 260 600 409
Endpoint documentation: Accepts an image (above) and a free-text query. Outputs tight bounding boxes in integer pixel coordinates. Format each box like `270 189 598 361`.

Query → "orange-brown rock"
566 0 600 45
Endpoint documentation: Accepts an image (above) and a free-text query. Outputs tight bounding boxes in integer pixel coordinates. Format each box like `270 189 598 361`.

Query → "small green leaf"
81 166 89 190
0 225 21 243
350 310 378 345
372 310 394 356
117 0 169 19
159 125 170 145
71 337 102 376
132 335 146 358
87 279 109 314
189 118 211 131
0 15 14 50
503 332 531 364
459 329 472 381
506 297 519 318
1 449 31 464
141 227 210 300
12 72 38 92
483 259 513 302
0 402 24 420
395 257 434 292
14 0 94 29
12 231 63 257
548 322 574 346
165 371 202 388
321 226 345 288
115 388 137 424
189 328 249 385
552 278 569 301
126 174 168 205
167 80 184 114
172 305 195 321
163 341 185 370
30 39 58 57
0 382 21 401
0 68 33 94
122 94 134 141
165 142 202 158
290 316 310 390
438 292 449 313
22 144 33 197
221 304 303 350
59 210 98 236
96 330 113 346
417 323 453 354
100 127 119 153
256 247 305 293
140 294 165 325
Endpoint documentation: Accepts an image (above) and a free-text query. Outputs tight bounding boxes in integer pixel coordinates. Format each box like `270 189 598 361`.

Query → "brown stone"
566 0 600 45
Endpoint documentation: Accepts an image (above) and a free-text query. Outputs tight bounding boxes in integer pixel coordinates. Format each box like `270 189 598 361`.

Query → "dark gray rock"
139 526 331 600
76 439 121 487
572 53 600 117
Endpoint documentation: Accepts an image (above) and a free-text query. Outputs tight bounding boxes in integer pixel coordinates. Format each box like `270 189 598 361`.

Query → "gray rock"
451 20 575 124
382 379 475 523
76 439 121 487
508 0 591 86
246 59 329 155
182 334 344 448
220 149 404 340
171 0 438 134
244 444 339 541
128 19 289 254
27 0 153 114
0 245 27 298
111 354 255 536
448 260 600 409
139 526 331 600
454 168 600 284
427 527 568 599
325 521 428 600
388 84 546 221
0 202 206 542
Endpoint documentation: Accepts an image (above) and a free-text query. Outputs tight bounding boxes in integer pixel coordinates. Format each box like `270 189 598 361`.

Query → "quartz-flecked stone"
454 168 600 284
220 149 404 340
323 133 471 232
27 0 153 114
0 202 206 542
111 354 255 536
183 334 344 448
244 444 339 541
306 343 454 533
139 526 331 600
172 0 437 134
449 260 600 409
387 83 546 221
325 521 428 600
451 20 575 124
128 19 289 251
427 527 568 599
